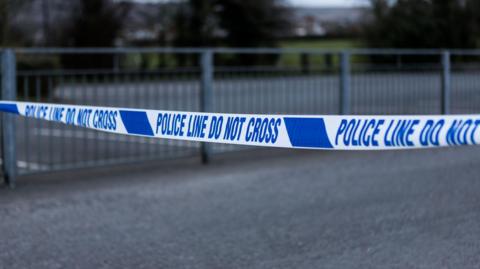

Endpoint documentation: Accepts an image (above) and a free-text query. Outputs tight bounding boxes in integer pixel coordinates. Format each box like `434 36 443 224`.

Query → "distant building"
295 15 326 37
292 7 367 38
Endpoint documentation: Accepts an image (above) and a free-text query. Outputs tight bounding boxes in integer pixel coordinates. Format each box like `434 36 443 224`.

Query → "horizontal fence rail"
2 47 480 187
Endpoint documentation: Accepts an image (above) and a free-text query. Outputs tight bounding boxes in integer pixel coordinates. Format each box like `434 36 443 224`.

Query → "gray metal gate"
2 47 480 187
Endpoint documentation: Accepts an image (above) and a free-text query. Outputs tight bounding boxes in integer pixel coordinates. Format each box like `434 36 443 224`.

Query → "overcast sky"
294 0 368 7
132 0 370 8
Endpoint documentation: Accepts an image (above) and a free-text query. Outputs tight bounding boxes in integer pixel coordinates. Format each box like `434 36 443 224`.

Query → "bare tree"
172 0 292 66
59 0 130 69
0 0 28 45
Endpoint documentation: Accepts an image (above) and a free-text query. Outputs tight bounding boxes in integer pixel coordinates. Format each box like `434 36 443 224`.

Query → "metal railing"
2 47 480 187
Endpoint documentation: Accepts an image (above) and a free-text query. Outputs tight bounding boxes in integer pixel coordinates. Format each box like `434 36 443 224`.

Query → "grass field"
280 39 360 49
279 38 361 68
118 39 362 70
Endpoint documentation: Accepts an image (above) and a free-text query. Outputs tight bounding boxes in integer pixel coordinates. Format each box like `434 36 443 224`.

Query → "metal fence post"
441 51 451 115
200 49 213 164
339 51 351 115
1 49 17 188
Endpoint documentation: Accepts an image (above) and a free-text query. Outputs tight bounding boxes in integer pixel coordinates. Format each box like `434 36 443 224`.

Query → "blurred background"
4 0 480 56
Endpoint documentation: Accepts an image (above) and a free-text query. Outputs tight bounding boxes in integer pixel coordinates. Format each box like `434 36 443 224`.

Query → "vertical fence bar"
339 51 351 115
1 49 17 187
200 50 213 163
300 53 310 75
113 54 120 72
441 51 451 115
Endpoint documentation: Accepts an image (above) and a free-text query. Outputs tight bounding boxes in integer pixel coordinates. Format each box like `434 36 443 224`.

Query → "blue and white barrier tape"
0 101 479 150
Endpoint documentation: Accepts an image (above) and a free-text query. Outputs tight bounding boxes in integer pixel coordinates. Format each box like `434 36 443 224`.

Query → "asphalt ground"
51 71 480 115
1 146 480 268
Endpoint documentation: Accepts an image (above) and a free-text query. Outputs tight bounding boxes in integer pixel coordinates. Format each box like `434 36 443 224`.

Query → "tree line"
3 0 480 68
364 0 480 49
0 0 291 67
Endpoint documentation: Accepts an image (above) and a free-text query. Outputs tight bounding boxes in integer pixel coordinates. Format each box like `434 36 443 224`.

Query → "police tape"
0 100 479 150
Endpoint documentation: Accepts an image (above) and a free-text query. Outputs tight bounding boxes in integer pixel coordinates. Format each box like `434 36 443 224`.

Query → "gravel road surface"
1 147 480 268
